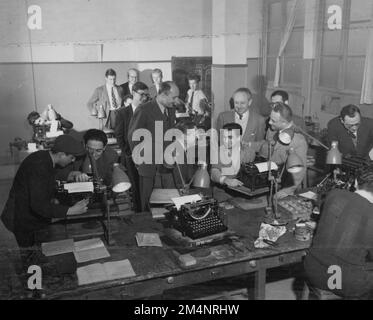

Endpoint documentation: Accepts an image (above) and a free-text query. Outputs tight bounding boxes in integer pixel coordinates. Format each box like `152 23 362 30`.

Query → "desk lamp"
174 160 210 195
112 164 131 193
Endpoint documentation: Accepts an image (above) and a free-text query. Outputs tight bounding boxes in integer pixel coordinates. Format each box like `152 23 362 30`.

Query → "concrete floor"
0 166 304 300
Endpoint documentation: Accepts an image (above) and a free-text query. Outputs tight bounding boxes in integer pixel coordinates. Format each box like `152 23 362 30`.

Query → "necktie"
111 87 118 110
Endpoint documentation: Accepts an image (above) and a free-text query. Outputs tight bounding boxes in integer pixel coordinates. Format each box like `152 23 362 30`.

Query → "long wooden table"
19 206 310 300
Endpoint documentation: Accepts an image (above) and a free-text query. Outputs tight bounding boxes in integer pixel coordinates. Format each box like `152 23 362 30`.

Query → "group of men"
3 64 373 299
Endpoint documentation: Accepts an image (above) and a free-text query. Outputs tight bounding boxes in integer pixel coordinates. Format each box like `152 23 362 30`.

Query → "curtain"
360 10 373 104
273 0 299 87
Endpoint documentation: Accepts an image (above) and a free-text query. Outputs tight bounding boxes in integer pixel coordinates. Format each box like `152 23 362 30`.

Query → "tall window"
265 0 305 87
318 0 372 92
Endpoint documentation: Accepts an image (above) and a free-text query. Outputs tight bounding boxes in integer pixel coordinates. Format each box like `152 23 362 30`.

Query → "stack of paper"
73 238 110 263
41 239 74 257
150 207 168 220
135 232 163 247
77 259 136 286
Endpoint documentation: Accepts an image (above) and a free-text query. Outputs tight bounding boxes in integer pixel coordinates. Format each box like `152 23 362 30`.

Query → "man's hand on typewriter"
66 199 89 216
67 171 90 182
224 178 244 187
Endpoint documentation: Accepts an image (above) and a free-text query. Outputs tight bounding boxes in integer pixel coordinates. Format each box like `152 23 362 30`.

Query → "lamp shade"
192 161 210 188
97 105 106 119
278 127 294 145
112 164 131 193
286 147 304 173
326 141 342 165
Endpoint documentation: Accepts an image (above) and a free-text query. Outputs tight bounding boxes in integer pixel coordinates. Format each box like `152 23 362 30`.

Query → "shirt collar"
235 110 249 119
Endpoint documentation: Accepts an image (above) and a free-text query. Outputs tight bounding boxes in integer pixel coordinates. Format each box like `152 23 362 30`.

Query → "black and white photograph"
1 0 373 304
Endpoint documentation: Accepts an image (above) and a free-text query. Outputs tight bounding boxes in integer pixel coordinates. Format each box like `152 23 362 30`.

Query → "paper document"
46 130 63 138
77 259 136 286
150 207 168 219
135 233 163 247
41 239 74 257
171 194 202 210
150 188 180 204
63 182 94 194
73 238 110 263
299 191 317 200
255 161 278 173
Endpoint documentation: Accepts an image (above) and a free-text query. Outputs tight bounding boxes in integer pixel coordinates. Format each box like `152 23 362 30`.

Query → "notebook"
135 232 163 247
41 239 74 257
73 238 110 263
77 259 136 286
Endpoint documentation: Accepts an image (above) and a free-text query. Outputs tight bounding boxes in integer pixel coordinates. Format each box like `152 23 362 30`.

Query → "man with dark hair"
186 73 207 115
115 82 149 212
327 104 373 159
1 135 88 248
258 102 308 199
304 166 373 299
87 69 125 129
128 81 179 211
216 87 266 146
58 129 119 187
149 68 163 99
271 90 289 103
120 68 139 96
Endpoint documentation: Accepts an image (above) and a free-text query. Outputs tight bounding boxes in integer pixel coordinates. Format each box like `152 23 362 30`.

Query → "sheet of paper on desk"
150 188 180 204
136 232 163 247
64 182 94 194
77 259 136 285
255 161 278 173
299 191 317 200
150 207 168 219
73 238 110 263
41 239 74 257
172 194 202 210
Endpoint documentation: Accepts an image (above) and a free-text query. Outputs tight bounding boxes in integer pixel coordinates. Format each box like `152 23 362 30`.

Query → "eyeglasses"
134 91 149 98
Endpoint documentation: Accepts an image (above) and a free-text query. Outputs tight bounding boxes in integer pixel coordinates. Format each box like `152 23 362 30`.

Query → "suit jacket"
128 100 176 178
87 85 124 114
115 105 134 157
149 84 160 99
1 151 68 234
327 117 373 159
215 109 266 143
120 82 132 96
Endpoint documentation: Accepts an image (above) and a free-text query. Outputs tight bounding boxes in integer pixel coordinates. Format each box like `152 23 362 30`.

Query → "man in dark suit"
120 68 139 96
87 68 125 129
327 104 373 159
128 81 179 211
1 135 89 249
216 87 266 145
115 82 149 212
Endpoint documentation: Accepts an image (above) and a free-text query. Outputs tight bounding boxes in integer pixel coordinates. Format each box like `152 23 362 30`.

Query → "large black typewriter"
236 156 278 192
166 197 227 240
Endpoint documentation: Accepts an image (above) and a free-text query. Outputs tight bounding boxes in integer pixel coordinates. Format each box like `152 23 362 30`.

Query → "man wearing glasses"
327 105 373 159
115 82 149 212
58 129 119 186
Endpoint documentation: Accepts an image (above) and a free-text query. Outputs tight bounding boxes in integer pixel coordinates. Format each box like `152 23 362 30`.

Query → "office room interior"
1 0 373 301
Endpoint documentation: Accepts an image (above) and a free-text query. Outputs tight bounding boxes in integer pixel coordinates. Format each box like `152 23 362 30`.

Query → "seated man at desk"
58 129 119 186
258 102 308 199
327 104 373 159
1 135 89 249
304 166 373 299
211 123 257 201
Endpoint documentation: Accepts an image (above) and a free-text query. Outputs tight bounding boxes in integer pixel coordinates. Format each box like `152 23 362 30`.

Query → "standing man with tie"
149 68 163 99
120 68 139 96
327 104 373 159
186 73 207 115
114 82 149 212
87 69 124 129
127 81 179 211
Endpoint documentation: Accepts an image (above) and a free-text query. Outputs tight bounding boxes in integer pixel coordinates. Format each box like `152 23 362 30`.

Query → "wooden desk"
22 207 309 300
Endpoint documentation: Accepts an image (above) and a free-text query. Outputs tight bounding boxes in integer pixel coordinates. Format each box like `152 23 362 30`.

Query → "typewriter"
166 197 228 239
236 157 278 192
